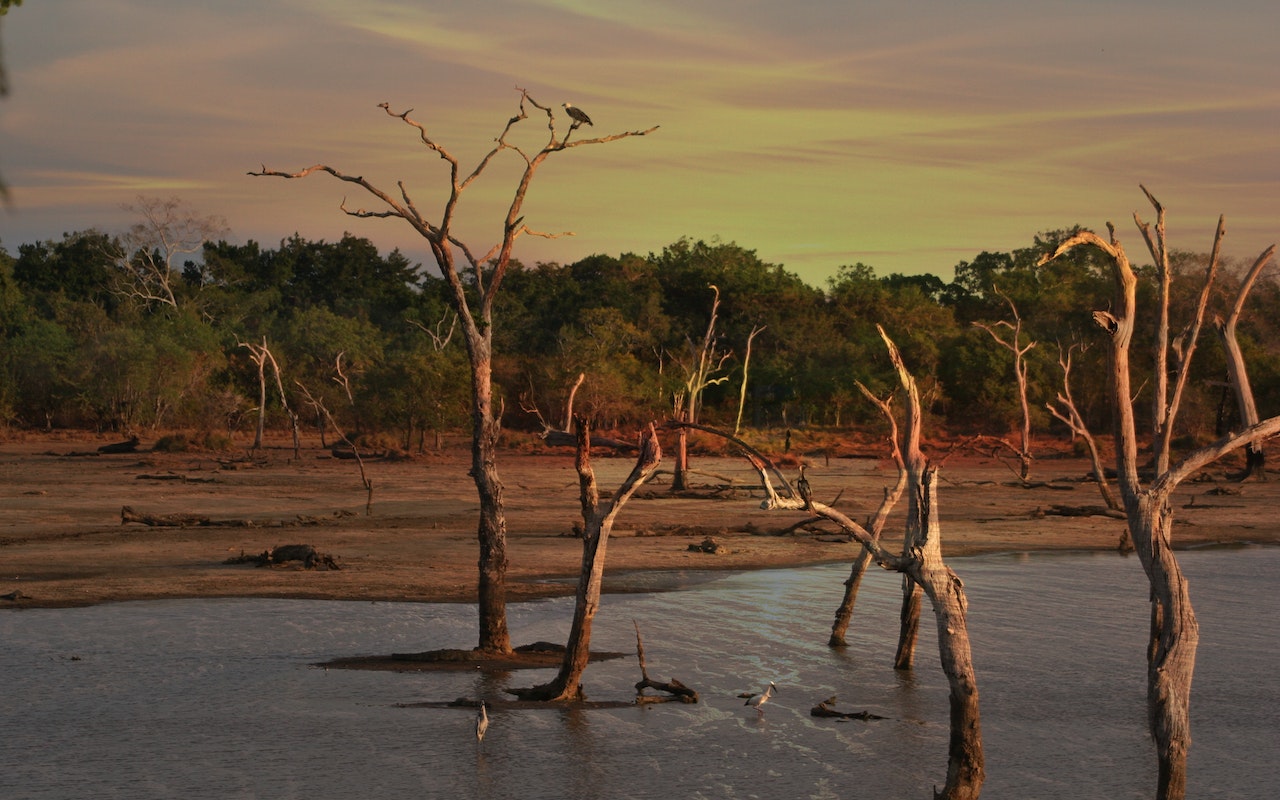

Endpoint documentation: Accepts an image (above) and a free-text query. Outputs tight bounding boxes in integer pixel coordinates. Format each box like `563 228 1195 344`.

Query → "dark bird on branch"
562 102 593 126
796 465 813 511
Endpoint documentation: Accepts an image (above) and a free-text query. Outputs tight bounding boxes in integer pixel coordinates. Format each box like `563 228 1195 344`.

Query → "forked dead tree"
251 90 657 653
1214 245 1275 480
511 420 662 701
1043 187 1280 800
239 337 300 457
671 285 731 490
678 327 984 800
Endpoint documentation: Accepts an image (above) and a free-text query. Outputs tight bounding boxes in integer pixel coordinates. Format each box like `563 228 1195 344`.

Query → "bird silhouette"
796 466 813 511
475 700 489 743
744 682 777 715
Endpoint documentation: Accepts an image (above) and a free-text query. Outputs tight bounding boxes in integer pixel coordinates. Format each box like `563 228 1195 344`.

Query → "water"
2 548 1277 799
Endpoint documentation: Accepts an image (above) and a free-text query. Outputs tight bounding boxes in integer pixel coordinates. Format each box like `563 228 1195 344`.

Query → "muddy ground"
2 431 1276 610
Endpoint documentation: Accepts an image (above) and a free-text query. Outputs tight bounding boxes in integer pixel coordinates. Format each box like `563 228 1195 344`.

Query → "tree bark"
1045 193 1280 799
513 421 661 701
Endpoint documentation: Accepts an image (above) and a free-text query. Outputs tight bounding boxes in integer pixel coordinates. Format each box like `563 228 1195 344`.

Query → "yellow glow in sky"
3 0 1278 284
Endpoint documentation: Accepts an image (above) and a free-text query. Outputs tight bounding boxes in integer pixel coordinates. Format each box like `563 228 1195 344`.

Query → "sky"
2 0 1278 286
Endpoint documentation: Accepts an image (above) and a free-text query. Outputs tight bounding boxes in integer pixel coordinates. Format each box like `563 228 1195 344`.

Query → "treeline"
1 227 1276 446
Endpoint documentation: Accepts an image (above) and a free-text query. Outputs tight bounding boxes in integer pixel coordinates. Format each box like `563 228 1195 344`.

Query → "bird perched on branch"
796 465 813 511
562 102 593 126
475 700 489 743
744 681 777 716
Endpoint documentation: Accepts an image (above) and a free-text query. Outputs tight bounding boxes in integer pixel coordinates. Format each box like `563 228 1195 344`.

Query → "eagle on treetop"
562 102 593 127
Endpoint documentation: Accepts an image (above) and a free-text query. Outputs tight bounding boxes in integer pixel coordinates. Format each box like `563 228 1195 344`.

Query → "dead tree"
733 323 766 436
671 284 731 491
676 327 985 799
113 195 228 309
1214 245 1275 480
511 420 662 701
1046 339 1120 512
251 90 658 654
829 383 906 648
295 379 374 516
973 285 1036 482
1043 186 1280 800
239 337 299 456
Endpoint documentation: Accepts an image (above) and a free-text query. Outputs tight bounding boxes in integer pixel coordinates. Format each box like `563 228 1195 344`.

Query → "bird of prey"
475 700 489 743
744 681 777 716
562 102 593 126
796 466 813 511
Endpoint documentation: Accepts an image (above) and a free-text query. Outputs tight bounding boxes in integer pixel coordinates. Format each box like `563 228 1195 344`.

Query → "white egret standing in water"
476 701 489 743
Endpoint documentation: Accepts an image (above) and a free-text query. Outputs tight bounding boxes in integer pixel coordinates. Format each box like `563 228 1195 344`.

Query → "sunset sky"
3 0 1278 286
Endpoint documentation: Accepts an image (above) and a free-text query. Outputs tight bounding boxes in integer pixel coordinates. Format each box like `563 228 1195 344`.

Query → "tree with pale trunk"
1043 186 1280 800
114 196 228 309
251 90 657 653
1213 245 1275 481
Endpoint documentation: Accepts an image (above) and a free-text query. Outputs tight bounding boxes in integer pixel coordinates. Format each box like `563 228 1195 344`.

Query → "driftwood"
540 429 638 452
810 696 887 720
120 506 210 526
633 621 698 704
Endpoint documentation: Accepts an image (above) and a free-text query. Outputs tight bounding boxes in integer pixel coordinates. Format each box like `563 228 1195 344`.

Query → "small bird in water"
796 466 813 511
475 700 489 743
744 682 777 716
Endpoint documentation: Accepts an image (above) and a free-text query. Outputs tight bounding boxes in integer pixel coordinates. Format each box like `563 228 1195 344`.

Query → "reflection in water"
0 548 1276 799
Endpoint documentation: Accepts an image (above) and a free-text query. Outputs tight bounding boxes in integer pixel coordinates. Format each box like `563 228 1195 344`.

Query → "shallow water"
2 547 1277 799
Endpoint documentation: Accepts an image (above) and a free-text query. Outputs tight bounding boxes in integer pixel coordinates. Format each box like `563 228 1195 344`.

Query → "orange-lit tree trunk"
513 420 661 701
252 91 657 653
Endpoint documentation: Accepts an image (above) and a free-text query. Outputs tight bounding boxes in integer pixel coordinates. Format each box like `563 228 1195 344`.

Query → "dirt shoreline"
3 433 1276 611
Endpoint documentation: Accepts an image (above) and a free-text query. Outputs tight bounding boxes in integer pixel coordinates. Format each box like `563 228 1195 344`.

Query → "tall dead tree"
251 90 657 654
512 420 661 701
114 195 228 309
1214 245 1275 480
671 284 731 490
1044 187 1280 800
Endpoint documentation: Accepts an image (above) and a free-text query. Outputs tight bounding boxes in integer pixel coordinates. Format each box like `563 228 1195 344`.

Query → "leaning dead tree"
829 383 907 648
678 327 985 800
251 90 657 654
973 285 1036 482
511 420 662 702
1043 187 1280 800
1214 245 1275 481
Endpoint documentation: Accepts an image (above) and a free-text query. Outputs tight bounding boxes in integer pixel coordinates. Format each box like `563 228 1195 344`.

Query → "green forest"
2 219 1277 448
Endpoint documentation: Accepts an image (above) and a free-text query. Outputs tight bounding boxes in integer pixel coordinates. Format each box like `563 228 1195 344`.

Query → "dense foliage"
2 225 1276 448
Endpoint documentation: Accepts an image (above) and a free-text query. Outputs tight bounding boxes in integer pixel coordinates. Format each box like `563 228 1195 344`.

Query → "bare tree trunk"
513 421 661 701
1215 245 1275 481
893 578 924 670
828 547 874 647
974 286 1036 482
1045 190 1280 799
468 342 511 654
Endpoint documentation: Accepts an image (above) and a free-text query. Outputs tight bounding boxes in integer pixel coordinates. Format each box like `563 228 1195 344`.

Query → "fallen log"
810 696 887 720
120 505 210 526
633 621 698 704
